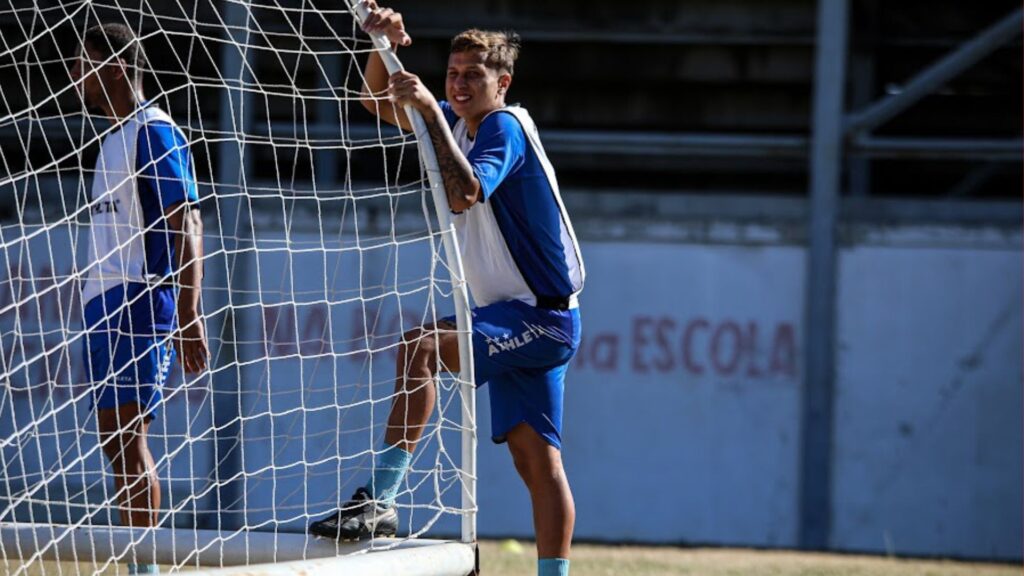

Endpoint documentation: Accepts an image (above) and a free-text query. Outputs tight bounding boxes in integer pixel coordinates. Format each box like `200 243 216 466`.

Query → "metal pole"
801 0 848 551
846 54 873 196
845 7 1023 135
24 115 1024 162
851 135 1023 161
347 0 477 545
210 0 254 532
0 524 474 573
314 53 340 189
846 0 878 197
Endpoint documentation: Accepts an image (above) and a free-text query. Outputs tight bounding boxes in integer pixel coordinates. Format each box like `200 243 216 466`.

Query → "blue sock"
365 444 412 505
538 558 569 576
127 564 159 574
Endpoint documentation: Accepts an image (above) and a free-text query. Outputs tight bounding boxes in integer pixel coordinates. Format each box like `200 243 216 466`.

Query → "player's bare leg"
507 422 575 560
384 321 462 451
310 321 461 540
98 402 160 529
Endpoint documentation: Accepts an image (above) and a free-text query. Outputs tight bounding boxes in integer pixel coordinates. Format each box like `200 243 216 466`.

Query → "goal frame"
0 523 475 575
347 0 478 552
0 0 477 573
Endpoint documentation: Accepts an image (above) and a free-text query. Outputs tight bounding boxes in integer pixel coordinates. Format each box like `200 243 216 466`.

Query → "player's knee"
514 456 564 493
101 432 146 472
97 409 121 437
123 447 151 479
509 447 535 482
100 437 124 467
509 435 563 487
399 328 437 367
509 441 542 482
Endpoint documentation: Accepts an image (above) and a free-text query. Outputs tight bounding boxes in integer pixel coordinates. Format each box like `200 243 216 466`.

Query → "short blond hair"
450 29 521 75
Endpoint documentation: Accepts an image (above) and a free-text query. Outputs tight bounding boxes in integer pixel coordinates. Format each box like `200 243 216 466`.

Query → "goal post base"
186 541 476 576
0 522 475 575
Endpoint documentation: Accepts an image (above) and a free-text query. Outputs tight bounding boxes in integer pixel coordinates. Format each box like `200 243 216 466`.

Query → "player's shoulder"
139 105 179 128
479 106 529 143
486 105 527 128
138 107 189 150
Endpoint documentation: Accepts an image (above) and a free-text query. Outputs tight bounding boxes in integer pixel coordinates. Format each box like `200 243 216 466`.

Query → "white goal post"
0 0 476 573
347 0 477 549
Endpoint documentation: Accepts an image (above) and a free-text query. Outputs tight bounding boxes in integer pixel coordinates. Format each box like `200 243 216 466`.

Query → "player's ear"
110 57 127 81
498 72 512 95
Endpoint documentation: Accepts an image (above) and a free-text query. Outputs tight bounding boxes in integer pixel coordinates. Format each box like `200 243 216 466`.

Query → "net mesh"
0 0 474 572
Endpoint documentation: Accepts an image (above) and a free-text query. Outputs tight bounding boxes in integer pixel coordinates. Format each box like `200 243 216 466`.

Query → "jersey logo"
486 324 546 357
91 199 121 215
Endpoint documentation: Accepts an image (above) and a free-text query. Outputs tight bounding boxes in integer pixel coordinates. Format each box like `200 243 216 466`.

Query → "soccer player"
70 23 208 574
309 4 585 576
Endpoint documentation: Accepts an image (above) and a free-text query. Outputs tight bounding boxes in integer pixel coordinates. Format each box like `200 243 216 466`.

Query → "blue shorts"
83 285 176 420
83 330 175 421
446 299 581 450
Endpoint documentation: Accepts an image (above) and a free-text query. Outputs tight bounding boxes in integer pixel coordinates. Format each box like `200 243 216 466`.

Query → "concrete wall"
831 228 1022 559
0 219 1019 560
477 224 1022 561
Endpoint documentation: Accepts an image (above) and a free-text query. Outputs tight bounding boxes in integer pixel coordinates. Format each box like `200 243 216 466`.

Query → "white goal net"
0 0 475 573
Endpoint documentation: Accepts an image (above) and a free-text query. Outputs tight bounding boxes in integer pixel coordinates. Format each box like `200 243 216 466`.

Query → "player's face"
445 50 510 122
69 44 112 112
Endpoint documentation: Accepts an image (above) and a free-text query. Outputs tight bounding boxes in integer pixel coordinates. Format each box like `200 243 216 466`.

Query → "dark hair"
450 29 521 74
83 23 147 82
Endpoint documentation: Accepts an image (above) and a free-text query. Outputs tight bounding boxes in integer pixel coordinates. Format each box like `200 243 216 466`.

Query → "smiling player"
309 4 585 576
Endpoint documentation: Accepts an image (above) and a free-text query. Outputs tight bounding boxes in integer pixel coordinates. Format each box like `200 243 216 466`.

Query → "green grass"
478 540 1022 576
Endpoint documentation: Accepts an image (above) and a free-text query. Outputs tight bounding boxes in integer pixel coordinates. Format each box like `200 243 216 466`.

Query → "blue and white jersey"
440 101 584 309
82 103 198 333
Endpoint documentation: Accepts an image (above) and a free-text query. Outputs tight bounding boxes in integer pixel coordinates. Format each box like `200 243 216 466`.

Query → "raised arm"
359 1 413 131
388 71 481 212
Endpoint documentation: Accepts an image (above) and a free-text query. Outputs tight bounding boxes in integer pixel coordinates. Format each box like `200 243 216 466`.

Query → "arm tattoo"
424 113 479 211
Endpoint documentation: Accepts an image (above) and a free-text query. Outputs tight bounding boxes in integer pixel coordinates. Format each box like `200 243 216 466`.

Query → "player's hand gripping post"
359 0 411 47
353 0 480 212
